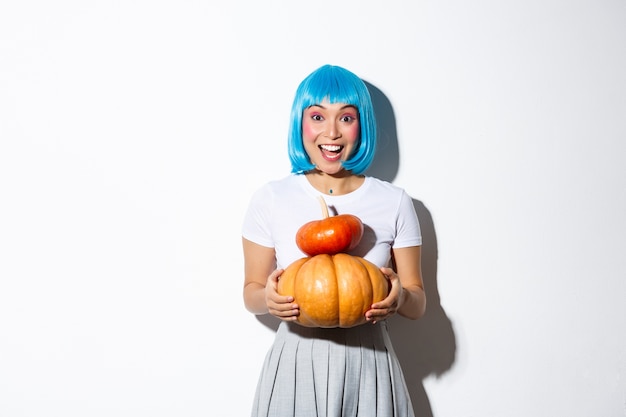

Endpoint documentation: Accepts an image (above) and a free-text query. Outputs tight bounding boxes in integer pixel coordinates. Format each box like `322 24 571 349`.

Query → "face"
302 101 360 175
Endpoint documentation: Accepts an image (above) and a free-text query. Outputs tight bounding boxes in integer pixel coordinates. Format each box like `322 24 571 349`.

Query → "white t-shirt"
242 174 422 270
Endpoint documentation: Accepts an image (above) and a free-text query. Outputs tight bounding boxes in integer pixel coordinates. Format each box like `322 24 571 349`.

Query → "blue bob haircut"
288 65 377 175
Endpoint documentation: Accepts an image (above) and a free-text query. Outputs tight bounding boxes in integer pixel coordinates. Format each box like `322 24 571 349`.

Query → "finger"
270 303 300 319
267 268 285 284
380 266 394 277
269 291 294 303
366 306 389 319
370 298 390 310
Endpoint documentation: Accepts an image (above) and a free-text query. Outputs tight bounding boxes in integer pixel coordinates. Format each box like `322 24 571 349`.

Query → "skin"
243 101 426 323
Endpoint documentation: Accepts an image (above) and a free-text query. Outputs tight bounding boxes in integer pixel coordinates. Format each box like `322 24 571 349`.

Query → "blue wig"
288 65 377 175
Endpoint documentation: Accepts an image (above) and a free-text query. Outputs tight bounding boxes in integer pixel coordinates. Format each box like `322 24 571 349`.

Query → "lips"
319 144 343 161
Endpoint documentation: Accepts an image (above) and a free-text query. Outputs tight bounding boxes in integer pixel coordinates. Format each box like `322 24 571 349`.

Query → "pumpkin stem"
318 195 330 219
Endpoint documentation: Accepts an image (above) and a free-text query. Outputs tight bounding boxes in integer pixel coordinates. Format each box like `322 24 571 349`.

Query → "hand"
265 269 300 321
365 267 402 324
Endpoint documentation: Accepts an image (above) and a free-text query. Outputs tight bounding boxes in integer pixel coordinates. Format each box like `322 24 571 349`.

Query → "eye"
311 113 323 121
340 114 356 123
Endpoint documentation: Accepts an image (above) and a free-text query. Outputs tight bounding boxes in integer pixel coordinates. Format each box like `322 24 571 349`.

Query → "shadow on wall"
366 81 457 417
255 81 457 417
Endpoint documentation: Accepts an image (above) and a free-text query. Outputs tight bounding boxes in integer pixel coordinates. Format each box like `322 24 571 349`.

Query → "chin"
311 158 345 174
325 169 347 176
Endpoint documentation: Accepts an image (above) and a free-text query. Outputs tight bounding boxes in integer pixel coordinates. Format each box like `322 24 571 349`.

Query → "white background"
1 1 625 416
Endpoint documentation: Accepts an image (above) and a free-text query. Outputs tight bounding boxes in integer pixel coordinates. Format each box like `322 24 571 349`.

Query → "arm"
366 245 426 323
242 237 300 320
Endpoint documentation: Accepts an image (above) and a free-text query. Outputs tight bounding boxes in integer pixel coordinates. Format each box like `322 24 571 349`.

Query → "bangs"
300 69 362 109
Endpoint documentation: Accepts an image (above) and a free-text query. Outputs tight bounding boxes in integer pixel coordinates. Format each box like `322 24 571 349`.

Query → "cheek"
302 120 317 141
345 124 360 143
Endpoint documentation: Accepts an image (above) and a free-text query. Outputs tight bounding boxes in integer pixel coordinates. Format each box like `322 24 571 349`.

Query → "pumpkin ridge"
331 254 342 327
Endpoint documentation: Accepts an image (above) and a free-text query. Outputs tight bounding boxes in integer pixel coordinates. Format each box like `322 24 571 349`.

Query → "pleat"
295 336 317 417
327 340 347 416
374 338 393 417
358 341 377 417
342 341 361 416
250 321 415 417
383 329 413 417
311 339 328 417
303 340 331 417
252 338 285 417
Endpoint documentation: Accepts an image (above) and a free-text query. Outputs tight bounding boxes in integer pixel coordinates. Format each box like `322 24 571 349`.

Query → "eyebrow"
308 104 357 110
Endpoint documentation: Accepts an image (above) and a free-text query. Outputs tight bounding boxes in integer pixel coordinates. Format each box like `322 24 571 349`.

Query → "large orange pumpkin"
278 253 390 328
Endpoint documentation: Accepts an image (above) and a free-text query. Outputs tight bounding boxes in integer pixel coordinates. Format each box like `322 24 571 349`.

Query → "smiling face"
302 101 360 176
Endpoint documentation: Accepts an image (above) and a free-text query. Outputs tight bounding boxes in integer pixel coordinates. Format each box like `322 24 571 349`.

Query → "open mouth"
319 144 343 161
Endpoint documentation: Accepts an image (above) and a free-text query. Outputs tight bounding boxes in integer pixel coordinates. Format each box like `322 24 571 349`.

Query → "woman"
242 64 426 417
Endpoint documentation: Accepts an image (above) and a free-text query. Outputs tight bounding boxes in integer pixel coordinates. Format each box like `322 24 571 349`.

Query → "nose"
324 120 341 139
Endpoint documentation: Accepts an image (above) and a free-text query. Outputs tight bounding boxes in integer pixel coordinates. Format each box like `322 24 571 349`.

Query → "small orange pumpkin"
296 196 364 256
278 253 389 328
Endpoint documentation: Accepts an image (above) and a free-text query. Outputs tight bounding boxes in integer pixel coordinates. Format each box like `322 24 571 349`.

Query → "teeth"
320 145 342 152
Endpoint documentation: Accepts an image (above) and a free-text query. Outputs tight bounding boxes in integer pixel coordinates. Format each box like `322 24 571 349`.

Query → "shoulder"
365 177 410 198
364 177 417 218
250 174 303 199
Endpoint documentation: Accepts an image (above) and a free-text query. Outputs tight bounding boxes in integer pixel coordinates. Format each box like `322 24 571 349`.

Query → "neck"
305 171 364 196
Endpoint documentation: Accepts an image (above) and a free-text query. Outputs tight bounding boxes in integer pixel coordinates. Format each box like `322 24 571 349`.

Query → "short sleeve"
241 184 275 248
393 190 422 248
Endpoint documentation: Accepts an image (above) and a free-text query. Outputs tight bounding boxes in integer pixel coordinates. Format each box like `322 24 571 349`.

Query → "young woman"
242 64 426 417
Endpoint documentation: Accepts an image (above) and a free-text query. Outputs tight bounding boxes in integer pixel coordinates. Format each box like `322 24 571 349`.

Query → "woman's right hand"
265 269 300 321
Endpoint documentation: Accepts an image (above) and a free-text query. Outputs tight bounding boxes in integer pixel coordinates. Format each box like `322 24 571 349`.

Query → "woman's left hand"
365 267 403 324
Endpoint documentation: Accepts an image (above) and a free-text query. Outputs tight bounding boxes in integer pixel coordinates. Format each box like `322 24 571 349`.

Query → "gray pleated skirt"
251 320 415 417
